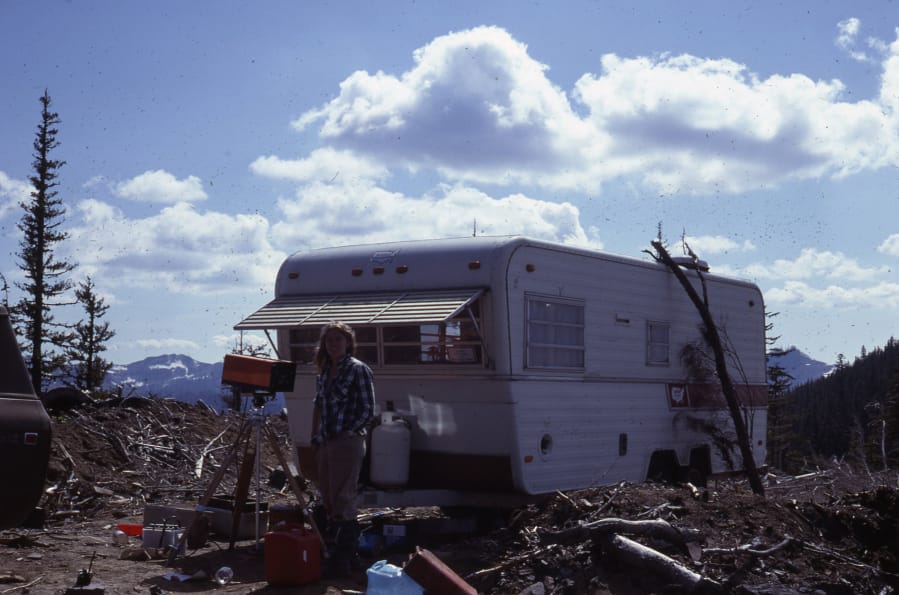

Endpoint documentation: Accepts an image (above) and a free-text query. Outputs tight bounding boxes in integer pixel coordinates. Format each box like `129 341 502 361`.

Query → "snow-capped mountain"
104 354 287 413
767 347 833 387
104 354 227 408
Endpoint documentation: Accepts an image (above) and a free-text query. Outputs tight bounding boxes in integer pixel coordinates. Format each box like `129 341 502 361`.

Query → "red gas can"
264 524 321 586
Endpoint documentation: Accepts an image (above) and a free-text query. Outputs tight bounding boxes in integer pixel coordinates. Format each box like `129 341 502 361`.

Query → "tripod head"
244 390 274 410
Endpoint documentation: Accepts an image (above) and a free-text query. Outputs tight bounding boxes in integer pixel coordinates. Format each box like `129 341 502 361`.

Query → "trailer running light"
526 264 536 272
352 268 363 276
287 272 299 279
523 455 534 463
373 266 385 275
396 265 408 274
468 260 481 270
23 432 39 446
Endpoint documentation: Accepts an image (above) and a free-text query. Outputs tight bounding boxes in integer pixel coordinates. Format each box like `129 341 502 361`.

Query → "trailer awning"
234 288 484 330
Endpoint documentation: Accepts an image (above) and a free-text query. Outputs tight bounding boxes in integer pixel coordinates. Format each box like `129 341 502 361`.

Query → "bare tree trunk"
651 241 765 496
604 535 725 594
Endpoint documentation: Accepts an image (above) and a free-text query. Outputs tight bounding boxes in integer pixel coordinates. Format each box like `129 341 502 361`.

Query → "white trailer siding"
499 243 766 494
236 236 767 503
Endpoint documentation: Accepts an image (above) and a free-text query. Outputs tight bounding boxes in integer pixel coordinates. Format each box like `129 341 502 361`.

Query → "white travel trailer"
235 236 767 507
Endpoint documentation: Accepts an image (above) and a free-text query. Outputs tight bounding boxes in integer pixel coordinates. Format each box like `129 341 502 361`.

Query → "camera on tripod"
221 354 297 408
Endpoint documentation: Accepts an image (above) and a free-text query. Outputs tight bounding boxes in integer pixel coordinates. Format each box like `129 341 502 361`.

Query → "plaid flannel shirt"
313 355 375 443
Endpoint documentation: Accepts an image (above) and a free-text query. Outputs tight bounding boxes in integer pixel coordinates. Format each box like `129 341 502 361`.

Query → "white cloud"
741 248 888 282
292 25 899 196
684 235 756 255
878 233 899 257
250 148 389 183
133 338 201 352
0 171 29 221
67 199 284 293
269 179 601 252
294 26 594 191
836 18 870 62
212 333 270 352
765 280 899 309
114 170 208 203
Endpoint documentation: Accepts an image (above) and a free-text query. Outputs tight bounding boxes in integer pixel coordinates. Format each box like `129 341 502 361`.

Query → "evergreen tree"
786 337 899 468
766 345 796 471
66 276 114 391
14 90 76 393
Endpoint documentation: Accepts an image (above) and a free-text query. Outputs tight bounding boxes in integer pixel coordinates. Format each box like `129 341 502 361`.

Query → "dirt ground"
1 398 899 594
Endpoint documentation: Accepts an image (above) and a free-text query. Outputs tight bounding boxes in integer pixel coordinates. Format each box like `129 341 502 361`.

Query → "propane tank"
370 412 411 488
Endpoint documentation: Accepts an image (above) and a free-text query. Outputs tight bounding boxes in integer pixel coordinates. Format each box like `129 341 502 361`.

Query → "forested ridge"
770 337 899 474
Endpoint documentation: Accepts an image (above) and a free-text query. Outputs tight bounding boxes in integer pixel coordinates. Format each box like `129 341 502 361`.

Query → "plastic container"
264 523 320 586
366 560 423 595
116 523 143 537
370 413 411 487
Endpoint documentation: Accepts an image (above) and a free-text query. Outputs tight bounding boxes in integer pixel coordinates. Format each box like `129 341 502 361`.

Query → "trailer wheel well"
687 445 712 487
646 450 680 483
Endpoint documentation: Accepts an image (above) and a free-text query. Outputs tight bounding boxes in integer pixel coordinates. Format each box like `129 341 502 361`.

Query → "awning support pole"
263 329 282 359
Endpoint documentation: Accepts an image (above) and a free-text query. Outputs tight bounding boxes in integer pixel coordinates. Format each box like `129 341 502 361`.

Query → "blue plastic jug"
366 560 423 595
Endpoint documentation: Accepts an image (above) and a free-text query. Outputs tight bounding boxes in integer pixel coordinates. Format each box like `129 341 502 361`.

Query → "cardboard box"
221 354 296 392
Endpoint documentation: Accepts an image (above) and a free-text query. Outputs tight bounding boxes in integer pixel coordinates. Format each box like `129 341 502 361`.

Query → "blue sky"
1 1 897 366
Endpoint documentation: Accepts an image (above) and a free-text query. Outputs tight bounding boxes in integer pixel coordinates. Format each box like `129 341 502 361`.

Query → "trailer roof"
234 288 483 330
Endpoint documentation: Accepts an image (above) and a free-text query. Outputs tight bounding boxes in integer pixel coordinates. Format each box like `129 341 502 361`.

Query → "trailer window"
646 321 670 365
288 326 379 365
288 309 481 367
383 318 482 365
526 297 585 369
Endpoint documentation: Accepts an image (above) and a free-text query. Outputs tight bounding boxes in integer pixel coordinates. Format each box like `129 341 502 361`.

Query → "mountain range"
104 348 832 408
104 354 286 413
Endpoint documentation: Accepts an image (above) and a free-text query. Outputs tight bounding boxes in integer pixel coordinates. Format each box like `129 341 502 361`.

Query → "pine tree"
66 276 115 392
766 345 796 471
14 90 76 393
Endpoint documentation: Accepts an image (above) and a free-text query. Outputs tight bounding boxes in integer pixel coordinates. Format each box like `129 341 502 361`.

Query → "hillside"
1 397 898 593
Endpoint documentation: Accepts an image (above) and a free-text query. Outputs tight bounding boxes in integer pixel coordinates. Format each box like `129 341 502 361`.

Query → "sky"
1 0 897 367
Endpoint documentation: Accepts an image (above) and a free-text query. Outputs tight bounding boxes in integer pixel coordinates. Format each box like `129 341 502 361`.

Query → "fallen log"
605 534 725 594
541 517 703 547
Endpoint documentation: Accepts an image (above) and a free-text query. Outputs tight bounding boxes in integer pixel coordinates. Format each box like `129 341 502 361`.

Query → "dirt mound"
1 397 898 594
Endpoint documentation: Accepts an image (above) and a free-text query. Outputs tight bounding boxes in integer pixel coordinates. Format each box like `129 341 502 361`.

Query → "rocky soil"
1 397 898 594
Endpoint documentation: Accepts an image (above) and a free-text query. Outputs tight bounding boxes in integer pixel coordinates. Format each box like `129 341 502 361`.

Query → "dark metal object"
0 306 52 529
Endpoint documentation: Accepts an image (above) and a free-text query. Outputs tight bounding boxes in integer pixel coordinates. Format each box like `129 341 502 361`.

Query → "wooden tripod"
166 407 324 567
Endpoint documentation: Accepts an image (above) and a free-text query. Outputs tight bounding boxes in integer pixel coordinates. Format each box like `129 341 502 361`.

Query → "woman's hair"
314 321 356 371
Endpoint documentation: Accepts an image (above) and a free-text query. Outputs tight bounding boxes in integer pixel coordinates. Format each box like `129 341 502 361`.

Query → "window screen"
646 321 670 365
526 297 585 369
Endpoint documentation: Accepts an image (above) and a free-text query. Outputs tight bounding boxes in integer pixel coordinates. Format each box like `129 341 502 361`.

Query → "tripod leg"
166 420 252 567
229 430 256 550
263 424 328 553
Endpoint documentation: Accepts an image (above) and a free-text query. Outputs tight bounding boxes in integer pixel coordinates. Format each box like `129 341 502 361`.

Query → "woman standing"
311 321 375 576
